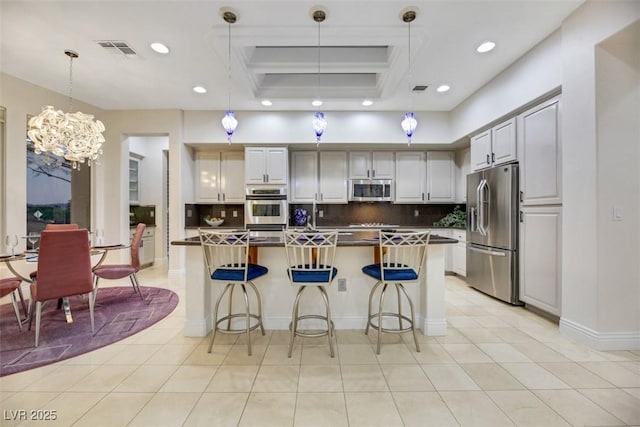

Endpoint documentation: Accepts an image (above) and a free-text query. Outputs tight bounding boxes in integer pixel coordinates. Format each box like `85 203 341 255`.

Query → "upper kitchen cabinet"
319 151 348 203
195 151 244 203
455 147 471 203
245 147 288 184
394 152 426 203
470 117 517 171
290 151 317 203
349 151 394 179
426 151 456 203
517 96 561 205
128 156 141 204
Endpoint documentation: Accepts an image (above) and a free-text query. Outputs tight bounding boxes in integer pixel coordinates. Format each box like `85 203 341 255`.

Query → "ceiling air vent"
96 40 137 57
412 85 428 91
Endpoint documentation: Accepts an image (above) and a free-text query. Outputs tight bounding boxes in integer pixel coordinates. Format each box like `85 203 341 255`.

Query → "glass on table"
27 232 39 250
4 234 18 255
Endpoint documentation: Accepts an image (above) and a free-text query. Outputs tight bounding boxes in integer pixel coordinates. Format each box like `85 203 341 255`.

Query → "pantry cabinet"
195 151 244 203
349 152 394 179
245 147 288 184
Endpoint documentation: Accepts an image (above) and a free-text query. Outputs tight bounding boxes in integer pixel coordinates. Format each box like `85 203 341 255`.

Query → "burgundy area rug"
0 286 178 376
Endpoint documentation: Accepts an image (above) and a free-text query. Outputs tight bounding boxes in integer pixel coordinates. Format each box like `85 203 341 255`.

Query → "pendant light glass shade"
312 112 327 143
401 112 417 139
221 110 238 142
27 50 105 169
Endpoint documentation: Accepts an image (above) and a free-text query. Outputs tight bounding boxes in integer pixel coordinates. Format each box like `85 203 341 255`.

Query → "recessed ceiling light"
150 42 170 54
193 86 207 94
476 41 496 53
362 100 373 106
261 100 272 106
312 100 323 107
436 85 450 93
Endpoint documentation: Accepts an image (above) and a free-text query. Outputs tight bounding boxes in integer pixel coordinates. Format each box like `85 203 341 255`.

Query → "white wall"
560 1 640 350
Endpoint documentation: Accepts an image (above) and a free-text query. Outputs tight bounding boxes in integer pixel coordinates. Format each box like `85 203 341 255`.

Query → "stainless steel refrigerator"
466 163 521 304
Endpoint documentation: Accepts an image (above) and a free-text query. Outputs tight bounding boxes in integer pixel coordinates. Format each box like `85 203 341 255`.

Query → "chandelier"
311 8 327 145
221 9 238 143
27 50 105 169
400 10 418 145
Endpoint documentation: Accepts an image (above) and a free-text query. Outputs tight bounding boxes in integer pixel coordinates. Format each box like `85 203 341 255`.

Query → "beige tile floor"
1 264 639 426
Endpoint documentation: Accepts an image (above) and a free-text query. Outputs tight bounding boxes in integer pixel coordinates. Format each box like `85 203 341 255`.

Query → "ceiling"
0 0 583 112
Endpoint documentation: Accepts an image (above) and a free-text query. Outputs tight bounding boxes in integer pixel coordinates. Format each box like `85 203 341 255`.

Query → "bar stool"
199 229 267 356
0 277 25 331
284 230 338 358
361 230 430 354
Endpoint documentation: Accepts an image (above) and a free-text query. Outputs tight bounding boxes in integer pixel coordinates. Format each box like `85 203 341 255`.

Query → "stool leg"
288 286 305 357
248 280 265 336
319 286 334 358
241 284 252 356
365 280 382 335
227 285 235 331
397 283 420 352
396 283 403 331
209 283 232 353
376 283 389 355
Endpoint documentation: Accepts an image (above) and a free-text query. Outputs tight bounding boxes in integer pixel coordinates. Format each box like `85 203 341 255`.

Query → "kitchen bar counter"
172 229 455 338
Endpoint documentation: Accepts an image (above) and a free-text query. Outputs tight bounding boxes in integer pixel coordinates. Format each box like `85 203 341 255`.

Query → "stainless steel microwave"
348 179 394 202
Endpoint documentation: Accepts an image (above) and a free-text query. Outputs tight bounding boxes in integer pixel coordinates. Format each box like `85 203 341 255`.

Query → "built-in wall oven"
245 186 287 230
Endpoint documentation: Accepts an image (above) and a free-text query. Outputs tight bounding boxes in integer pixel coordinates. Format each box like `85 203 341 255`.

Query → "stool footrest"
367 312 414 334
214 313 262 335
289 314 335 338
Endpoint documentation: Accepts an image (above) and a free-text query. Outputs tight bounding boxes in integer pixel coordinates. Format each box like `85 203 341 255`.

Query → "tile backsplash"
129 205 156 226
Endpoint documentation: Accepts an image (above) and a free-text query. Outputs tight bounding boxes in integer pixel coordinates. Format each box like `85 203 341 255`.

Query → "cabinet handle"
315 193 317 201
320 193 323 201
262 174 266 183
491 152 495 163
519 191 523 202
372 170 376 178
217 193 220 201
519 210 524 223
427 192 431 201
222 193 226 201
367 170 370 178
486 154 490 164
422 192 424 201
266 173 269 182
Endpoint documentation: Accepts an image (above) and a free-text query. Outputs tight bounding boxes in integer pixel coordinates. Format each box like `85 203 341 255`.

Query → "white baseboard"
559 317 640 351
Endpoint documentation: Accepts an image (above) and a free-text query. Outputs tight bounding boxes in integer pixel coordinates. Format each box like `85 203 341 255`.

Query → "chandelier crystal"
311 8 327 145
220 10 238 143
27 50 105 169
401 10 418 145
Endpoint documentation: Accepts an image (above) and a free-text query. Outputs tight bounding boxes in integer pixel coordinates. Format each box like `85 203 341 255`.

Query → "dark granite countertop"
172 230 457 247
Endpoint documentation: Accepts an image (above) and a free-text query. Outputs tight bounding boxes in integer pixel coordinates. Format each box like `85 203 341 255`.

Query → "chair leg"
319 286 334 358
130 274 144 300
247 280 265 336
376 283 389 355
93 275 100 305
288 286 305 358
241 284 252 356
208 283 233 353
34 301 42 347
88 291 95 333
28 299 35 331
365 280 383 335
10 292 23 332
397 283 420 353
15 285 27 318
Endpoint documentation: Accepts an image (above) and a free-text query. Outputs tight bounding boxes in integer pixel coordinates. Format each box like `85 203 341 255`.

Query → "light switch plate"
220 210 226 218
338 278 347 292
613 206 623 221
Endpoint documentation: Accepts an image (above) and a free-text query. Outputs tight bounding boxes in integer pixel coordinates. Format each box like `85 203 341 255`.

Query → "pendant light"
311 8 327 145
27 50 105 169
221 9 238 143
400 10 417 145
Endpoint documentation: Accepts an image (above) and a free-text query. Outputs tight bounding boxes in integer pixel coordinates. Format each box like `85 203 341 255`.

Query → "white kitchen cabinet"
451 229 466 277
519 206 562 315
517 96 561 206
195 151 244 203
455 147 471 203
349 151 394 179
470 117 517 172
426 151 456 203
394 152 426 203
129 157 141 204
290 151 318 203
131 226 155 268
245 147 288 184
319 152 348 203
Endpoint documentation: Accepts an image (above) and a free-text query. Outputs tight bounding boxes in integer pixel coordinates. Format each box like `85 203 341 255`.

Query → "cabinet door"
518 97 561 205
221 151 244 203
371 152 394 179
319 152 348 203
394 152 425 203
470 130 492 171
349 152 371 179
265 148 288 184
195 152 221 202
426 151 455 203
456 148 471 203
245 148 267 184
492 117 517 165
519 206 562 315
452 230 466 276
290 151 318 203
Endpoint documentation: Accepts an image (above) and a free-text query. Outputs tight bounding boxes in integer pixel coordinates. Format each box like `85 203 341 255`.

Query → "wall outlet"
319 210 324 218
414 209 419 217
233 210 238 217
187 209 192 218
338 278 347 292
220 210 226 218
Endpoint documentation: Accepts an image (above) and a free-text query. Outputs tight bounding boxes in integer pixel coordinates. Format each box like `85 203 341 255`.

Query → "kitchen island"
172 230 456 337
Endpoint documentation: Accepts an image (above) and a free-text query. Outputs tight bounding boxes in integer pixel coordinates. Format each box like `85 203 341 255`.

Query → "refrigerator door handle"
477 179 487 236
468 245 506 257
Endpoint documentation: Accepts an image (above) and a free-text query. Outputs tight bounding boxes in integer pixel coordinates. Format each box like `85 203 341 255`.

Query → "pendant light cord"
227 21 231 111
68 54 74 113
407 19 412 112
317 19 320 100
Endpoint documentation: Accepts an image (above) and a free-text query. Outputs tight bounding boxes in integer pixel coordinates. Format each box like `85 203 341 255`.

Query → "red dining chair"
28 229 94 347
45 223 79 230
0 277 25 331
92 223 145 302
